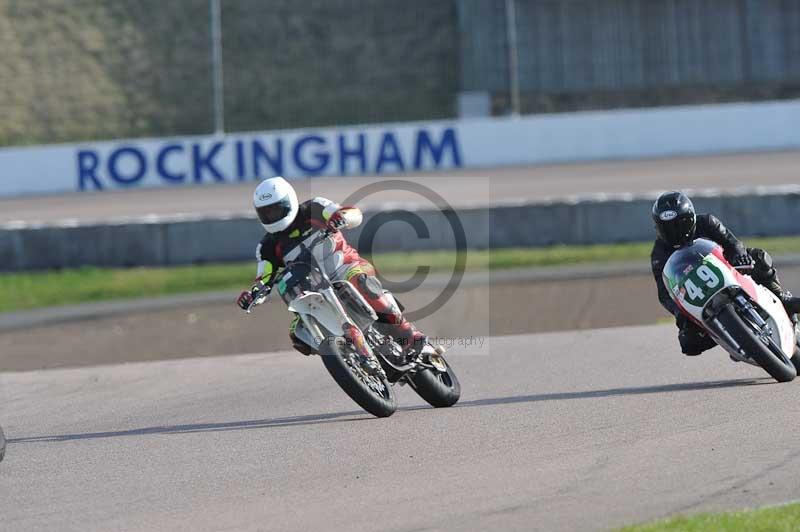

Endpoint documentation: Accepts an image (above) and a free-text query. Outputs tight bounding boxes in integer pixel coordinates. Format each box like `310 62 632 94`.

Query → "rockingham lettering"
252 138 283 178
156 143 185 182
75 126 463 191
375 132 405 173
77 150 102 190
192 142 225 183
293 135 329 175
108 146 147 186
338 133 367 174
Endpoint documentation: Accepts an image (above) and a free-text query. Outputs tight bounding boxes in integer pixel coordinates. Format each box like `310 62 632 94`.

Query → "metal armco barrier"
1 188 798 271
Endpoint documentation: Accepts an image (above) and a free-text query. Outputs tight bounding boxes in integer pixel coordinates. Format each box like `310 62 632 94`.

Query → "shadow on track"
456 377 772 409
8 409 375 444
8 378 769 445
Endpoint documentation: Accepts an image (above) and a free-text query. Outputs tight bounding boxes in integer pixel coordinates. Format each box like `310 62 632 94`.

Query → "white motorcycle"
245 228 461 417
663 238 800 382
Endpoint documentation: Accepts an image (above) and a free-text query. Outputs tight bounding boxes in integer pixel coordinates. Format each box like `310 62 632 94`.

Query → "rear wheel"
0 424 5 462
409 358 461 408
718 305 796 383
319 337 397 418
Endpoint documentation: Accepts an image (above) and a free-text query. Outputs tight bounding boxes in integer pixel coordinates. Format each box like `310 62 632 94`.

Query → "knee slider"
355 273 402 323
679 335 704 356
356 273 383 299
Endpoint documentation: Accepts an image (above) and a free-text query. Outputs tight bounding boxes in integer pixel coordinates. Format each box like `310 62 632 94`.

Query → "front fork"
734 294 773 343
705 291 771 360
299 286 385 376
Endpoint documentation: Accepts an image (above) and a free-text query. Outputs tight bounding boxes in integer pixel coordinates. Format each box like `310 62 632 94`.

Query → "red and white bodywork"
663 239 797 366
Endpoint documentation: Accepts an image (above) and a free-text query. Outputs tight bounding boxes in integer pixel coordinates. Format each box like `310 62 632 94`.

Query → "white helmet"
253 176 299 233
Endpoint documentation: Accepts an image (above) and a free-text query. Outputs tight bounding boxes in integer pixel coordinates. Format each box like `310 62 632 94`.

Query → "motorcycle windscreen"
662 238 731 313
276 262 328 304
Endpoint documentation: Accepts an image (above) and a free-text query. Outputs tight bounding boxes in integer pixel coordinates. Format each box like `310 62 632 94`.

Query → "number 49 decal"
681 262 723 306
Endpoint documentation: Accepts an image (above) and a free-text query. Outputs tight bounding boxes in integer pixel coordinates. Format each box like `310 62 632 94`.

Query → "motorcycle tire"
793 339 800 374
718 305 797 383
409 358 461 408
319 337 397 418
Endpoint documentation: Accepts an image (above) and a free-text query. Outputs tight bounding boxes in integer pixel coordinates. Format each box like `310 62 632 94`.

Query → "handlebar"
245 227 336 314
284 226 336 266
244 226 338 314
245 282 271 314
313 225 336 244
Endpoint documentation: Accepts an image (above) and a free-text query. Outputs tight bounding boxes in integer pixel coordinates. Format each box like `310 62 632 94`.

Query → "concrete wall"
2 188 799 271
5 99 800 198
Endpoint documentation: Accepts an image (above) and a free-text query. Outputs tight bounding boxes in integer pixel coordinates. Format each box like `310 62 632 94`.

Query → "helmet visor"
659 213 696 247
256 197 293 226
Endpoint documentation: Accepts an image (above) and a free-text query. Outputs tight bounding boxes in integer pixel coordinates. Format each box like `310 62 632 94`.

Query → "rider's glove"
236 290 254 310
731 253 754 269
327 210 349 232
327 207 363 232
237 278 267 311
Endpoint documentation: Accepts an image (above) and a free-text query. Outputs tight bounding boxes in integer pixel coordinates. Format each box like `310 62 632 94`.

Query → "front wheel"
718 305 796 383
319 338 397 418
409 358 461 408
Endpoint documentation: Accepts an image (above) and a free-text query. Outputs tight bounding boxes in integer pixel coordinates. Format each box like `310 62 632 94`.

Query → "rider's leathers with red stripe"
255 197 419 351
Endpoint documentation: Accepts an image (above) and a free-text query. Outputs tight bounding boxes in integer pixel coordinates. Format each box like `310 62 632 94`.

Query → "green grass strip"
2 235 800 313
619 502 800 531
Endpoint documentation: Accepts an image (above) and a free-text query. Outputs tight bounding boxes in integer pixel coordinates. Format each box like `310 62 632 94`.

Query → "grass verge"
619 502 800 531
2 236 800 313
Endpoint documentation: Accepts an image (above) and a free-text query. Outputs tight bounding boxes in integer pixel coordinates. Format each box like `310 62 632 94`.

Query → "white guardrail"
2 99 800 197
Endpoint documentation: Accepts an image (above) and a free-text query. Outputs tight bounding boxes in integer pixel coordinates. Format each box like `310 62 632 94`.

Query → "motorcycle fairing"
288 292 348 341
663 238 796 357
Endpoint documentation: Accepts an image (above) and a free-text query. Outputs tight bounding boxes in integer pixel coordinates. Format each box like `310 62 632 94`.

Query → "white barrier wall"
3 99 800 197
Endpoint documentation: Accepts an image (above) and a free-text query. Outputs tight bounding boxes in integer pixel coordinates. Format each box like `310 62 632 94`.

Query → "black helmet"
652 191 696 248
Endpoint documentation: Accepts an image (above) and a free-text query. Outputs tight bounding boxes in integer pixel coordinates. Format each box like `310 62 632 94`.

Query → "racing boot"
407 332 451 374
764 275 800 340
395 329 449 374
406 330 441 358
375 320 441 362
763 277 800 318
780 293 800 320
349 270 427 356
748 248 800 318
381 322 426 356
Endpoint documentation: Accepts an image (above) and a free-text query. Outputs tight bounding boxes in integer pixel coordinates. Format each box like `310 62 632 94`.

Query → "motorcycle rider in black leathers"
651 191 800 356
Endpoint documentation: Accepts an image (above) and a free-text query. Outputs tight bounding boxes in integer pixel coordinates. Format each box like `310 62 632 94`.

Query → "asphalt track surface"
2 150 800 223
4 325 800 531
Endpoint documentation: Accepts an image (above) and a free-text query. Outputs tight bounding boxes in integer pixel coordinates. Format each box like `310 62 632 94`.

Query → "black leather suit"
650 214 780 355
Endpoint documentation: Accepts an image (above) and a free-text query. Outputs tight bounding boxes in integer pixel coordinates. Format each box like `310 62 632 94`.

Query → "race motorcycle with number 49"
244 227 461 418
664 238 800 382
